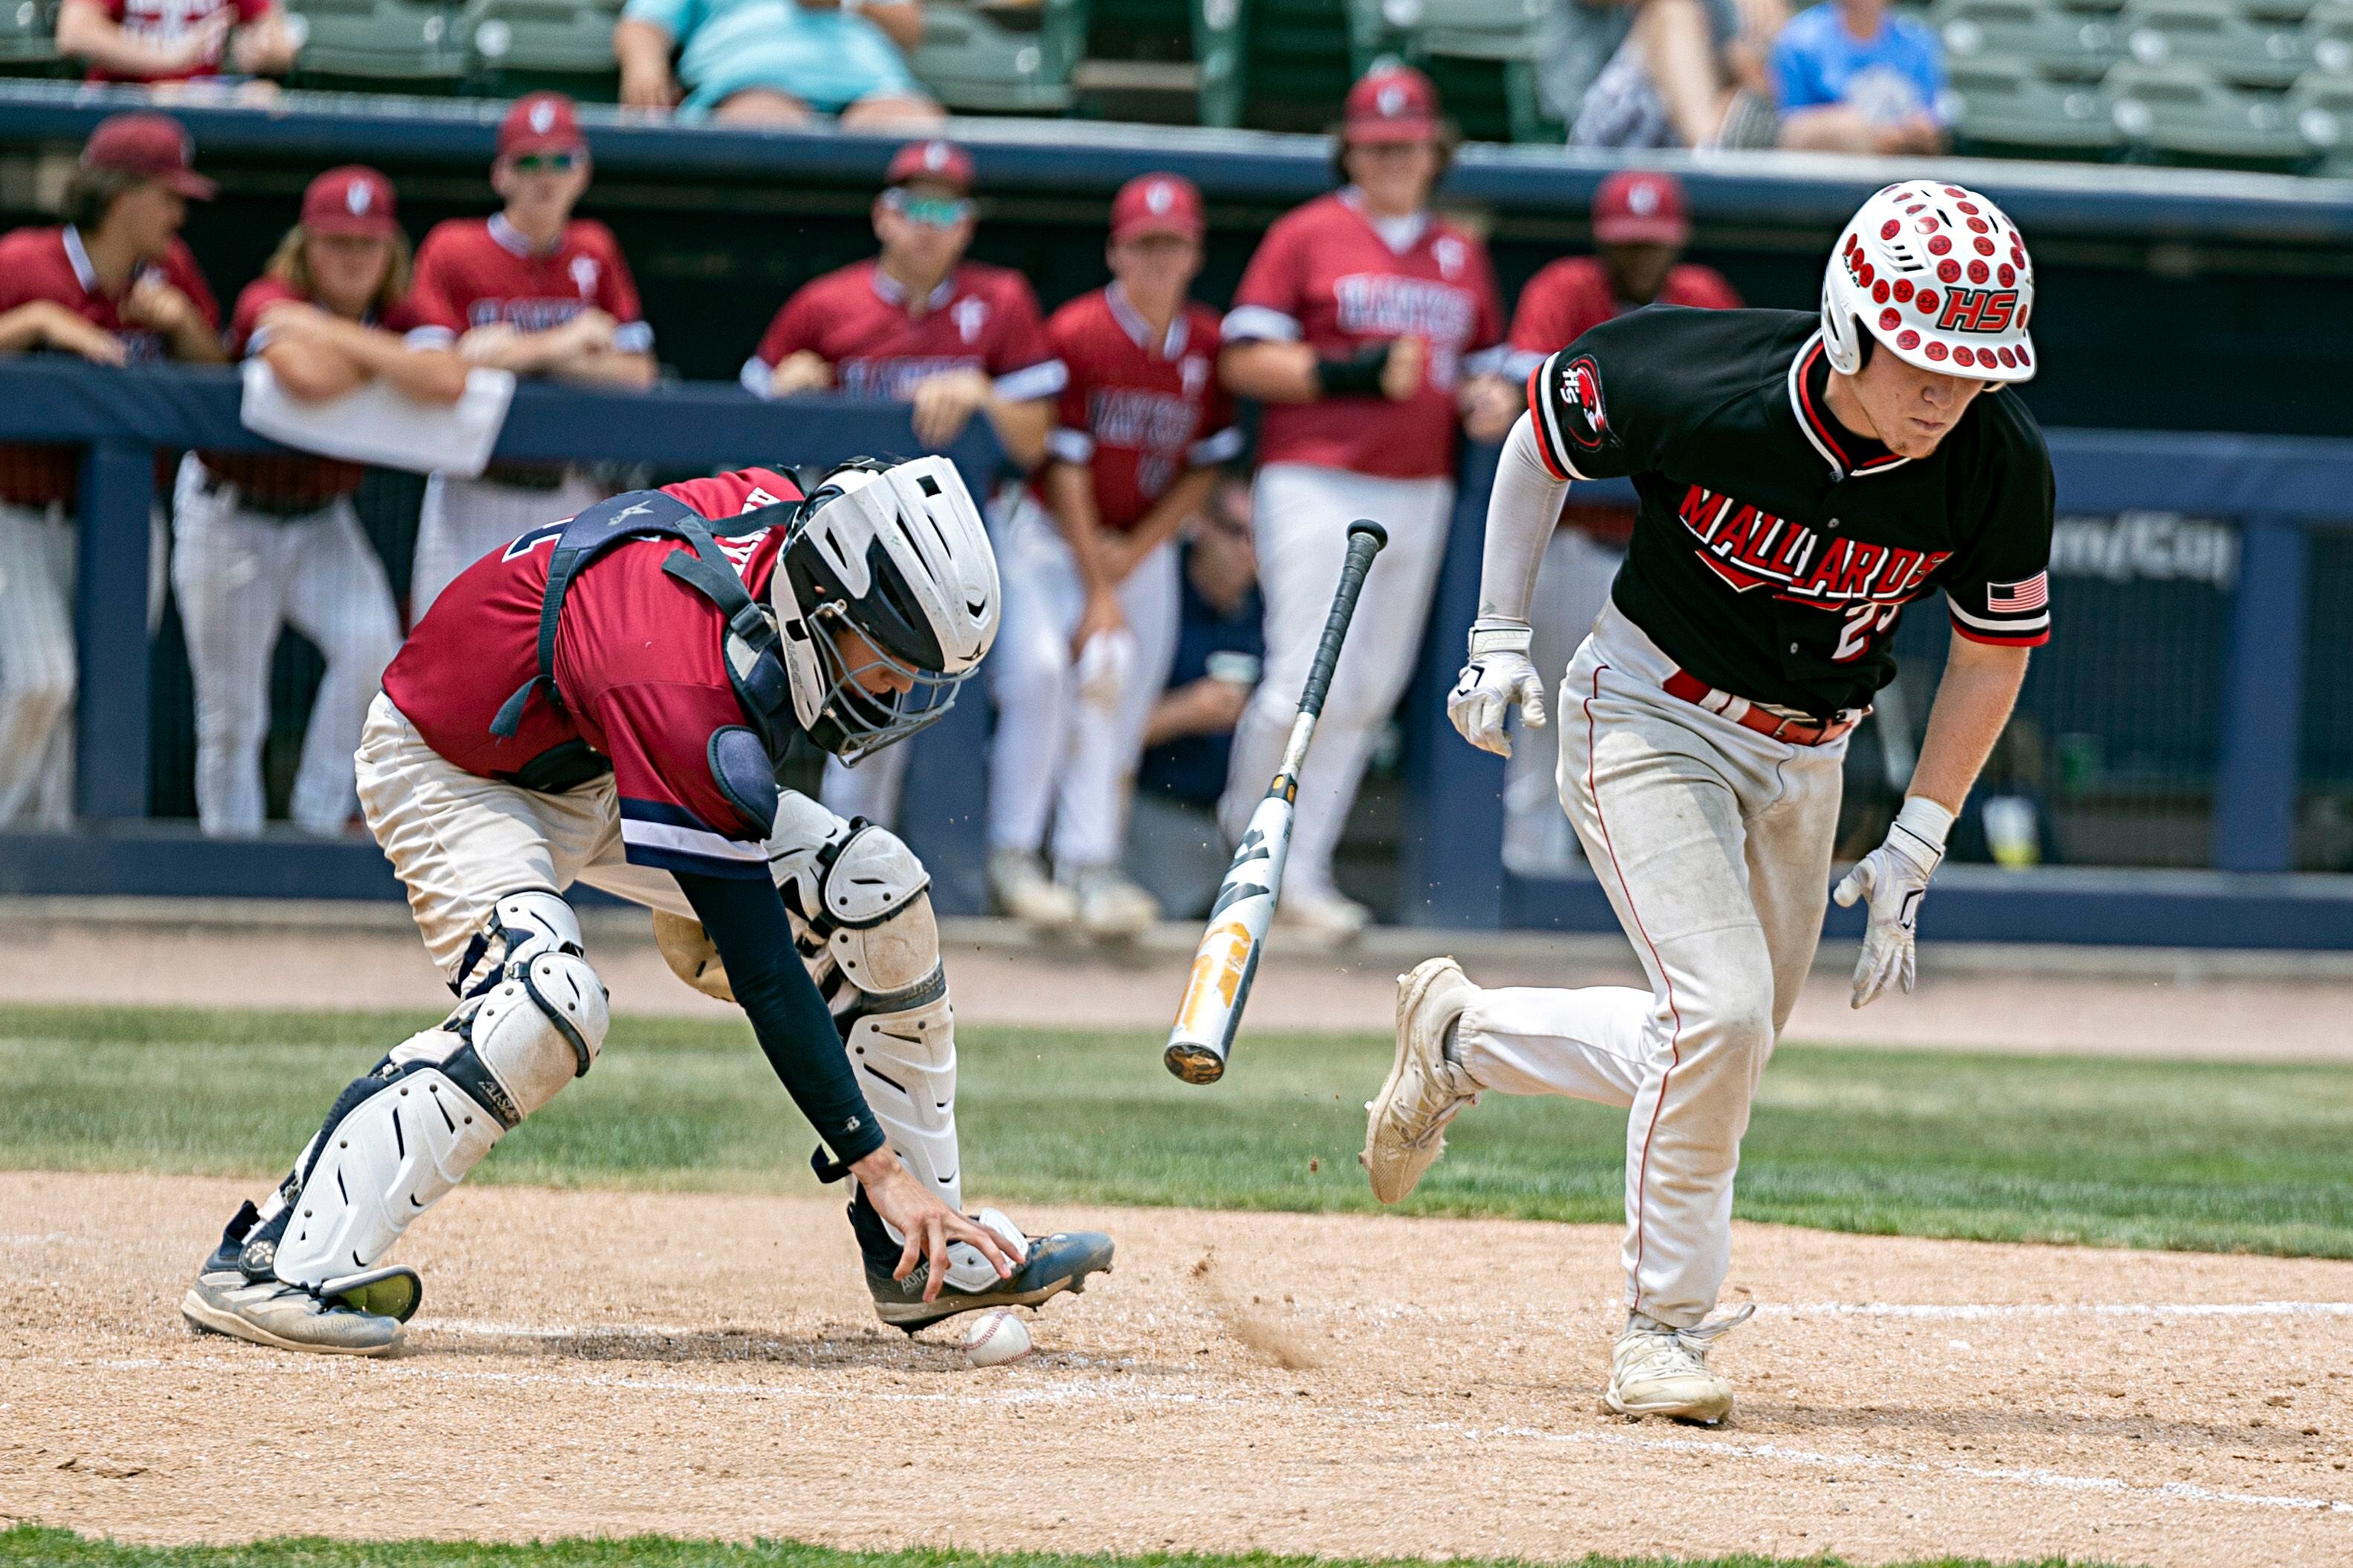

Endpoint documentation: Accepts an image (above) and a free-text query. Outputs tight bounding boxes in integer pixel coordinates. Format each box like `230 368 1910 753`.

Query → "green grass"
0 1526 2107 1568
2 1003 2350 1257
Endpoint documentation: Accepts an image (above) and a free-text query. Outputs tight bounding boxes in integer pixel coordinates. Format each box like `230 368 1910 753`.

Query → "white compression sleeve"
1478 411 1571 626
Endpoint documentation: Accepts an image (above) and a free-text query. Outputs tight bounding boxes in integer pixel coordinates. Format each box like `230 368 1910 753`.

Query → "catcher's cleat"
849 1190 1114 1333
1605 1304 1756 1425
179 1201 416 1357
1360 956 1482 1204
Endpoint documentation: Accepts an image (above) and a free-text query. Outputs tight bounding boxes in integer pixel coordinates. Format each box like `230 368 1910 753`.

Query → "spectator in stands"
1131 476 1261 918
983 173 1241 936
743 138 1063 833
175 167 467 840
1495 169 1739 876
405 94 658 618
1771 0 1947 153
56 0 297 91
0 113 222 830
614 0 942 127
1218 65 1508 939
1545 0 1782 149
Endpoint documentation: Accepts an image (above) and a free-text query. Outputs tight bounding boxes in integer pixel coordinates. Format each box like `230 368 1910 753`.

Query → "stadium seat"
1236 0 1353 130
2284 67 2353 166
1190 0 1244 124
0 0 65 76
288 0 468 89
2118 0 2308 86
2308 0 2353 74
1932 0 2123 78
1947 51 2124 151
1407 0 1545 56
909 0 1084 112
2105 59 2305 159
454 0 620 97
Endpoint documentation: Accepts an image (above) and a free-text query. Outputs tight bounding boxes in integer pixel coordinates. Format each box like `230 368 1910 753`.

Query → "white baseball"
961 1307 1032 1367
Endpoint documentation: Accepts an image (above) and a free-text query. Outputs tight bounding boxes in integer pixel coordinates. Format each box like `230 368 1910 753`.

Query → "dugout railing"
1 357 2350 947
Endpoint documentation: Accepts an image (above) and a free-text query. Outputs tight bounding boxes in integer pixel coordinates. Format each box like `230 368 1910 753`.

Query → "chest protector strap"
487 489 802 758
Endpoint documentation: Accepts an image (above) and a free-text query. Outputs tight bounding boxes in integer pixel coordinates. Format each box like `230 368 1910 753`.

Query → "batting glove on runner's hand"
1833 796 1956 1009
1449 618 1548 758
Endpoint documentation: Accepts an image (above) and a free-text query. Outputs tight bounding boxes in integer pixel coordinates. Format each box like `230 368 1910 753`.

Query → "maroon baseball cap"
1343 65 1441 144
885 138 974 194
301 166 400 238
81 112 215 200
1593 169 1690 246
498 92 585 160
1110 172 1203 243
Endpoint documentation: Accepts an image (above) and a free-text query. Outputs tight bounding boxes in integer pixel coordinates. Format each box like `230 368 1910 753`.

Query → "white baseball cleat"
180 1203 412 1356
1605 1304 1756 1424
1276 886 1371 943
1360 955 1481 1204
1070 862 1158 940
987 848 1080 930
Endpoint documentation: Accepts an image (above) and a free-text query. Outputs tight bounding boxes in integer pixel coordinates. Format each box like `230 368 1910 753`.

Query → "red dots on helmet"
1967 259 1989 283
1937 259 1961 282
1880 219 1901 239
1997 346 2018 368
1915 289 1940 313
1897 328 1921 350
1974 236 1996 256
1953 346 1976 367
1873 279 1890 303
1998 264 2015 286
1880 307 1901 330
1927 340 1950 360
1927 234 1952 254
1892 278 1915 302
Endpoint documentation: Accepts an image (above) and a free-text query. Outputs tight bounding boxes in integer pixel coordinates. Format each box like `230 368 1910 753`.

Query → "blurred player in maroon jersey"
406 94 658 617
984 172 1241 934
0 113 224 828
55 0 297 88
1497 170 1741 875
1217 65 1511 938
174 166 469 840
744 138 1065 833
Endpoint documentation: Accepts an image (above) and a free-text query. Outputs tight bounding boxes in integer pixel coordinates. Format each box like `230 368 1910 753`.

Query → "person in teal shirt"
614 0 942 126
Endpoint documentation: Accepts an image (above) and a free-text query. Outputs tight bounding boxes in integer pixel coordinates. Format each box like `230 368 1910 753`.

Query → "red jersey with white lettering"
1223 192 1502 480
0 225 219 507
408 214 652 356
747 259 1065 405
1033 284 1240 532
198 276 431 511
380 467 805 879
1505 256 1742 547
86 0 271 82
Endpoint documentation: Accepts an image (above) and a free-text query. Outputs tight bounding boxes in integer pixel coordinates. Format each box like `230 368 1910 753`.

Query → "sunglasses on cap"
509 150 580 174
881 188 974 229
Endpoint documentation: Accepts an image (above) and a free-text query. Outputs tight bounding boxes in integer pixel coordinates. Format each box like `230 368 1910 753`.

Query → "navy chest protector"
487 489 804 828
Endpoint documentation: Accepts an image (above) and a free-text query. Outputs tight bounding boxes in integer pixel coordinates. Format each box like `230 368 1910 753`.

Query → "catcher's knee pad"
449 890 610 1116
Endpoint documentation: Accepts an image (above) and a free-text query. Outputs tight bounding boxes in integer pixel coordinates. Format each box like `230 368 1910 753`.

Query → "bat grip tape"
1295 523 1386 721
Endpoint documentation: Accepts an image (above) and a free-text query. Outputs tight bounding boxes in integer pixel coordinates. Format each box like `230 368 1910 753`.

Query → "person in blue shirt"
614 0 942 127
1770 0 1947 154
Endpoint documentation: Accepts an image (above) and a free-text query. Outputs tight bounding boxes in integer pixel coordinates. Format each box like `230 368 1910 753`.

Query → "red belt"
1661 668 1863 746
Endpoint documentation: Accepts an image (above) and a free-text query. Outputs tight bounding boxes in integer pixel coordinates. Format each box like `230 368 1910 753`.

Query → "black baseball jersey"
1528 307 2053 717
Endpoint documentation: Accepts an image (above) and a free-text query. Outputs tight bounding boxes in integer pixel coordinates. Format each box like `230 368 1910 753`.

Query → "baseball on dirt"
961 1308 1032 1367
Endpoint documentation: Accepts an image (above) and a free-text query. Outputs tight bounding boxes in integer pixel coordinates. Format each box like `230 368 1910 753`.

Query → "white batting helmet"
1822 182 2037 383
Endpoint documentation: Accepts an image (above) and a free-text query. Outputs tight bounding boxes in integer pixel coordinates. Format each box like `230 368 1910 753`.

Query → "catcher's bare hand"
852 1151 1016 1300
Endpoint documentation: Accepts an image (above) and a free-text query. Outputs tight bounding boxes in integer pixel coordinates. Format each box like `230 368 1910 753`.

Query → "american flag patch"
1988 573 2049 612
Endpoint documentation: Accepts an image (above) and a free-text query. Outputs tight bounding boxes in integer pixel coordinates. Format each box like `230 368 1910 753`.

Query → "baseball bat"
1163 517 1388 1085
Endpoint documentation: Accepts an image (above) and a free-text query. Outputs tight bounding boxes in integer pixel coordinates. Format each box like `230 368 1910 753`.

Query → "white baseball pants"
172 461 403 836
1503 527 1624 877
986 493 1179 867
1218 463 1454 903
411 470 603 619
1452 602 1844 1330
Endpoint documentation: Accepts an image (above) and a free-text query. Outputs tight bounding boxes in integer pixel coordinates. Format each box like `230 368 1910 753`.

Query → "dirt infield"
7 1172 2349 1567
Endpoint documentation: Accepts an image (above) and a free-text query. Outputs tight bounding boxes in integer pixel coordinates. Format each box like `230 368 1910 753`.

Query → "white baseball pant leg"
0 501 77 827
1451 603 1843 1329
412 471 603 619
1218 463 1453 901
1503 527 1624 876
820 735 913 827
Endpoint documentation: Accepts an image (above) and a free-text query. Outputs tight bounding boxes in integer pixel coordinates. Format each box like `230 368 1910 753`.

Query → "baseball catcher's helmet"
1822 182 2037 383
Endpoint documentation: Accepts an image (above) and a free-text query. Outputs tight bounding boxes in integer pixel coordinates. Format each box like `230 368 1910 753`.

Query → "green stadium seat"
909 0 1084 112
1932 0 2123 79
2245 0 2316 24
2284 66 2353 165
2119 0 2308 86
288 0 467 88
1236 0 1351 129
0 0 66 77
455 0 620 97
2308 0 2353 73
1190 0 1243 124
1409 0 1545 56
1947 51 2124 150
2106 59 2303 159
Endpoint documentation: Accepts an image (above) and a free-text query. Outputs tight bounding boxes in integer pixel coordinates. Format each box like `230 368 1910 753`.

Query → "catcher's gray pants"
1453 602 1843 1330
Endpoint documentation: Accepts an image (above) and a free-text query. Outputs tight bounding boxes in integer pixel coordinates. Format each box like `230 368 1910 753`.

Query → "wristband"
1316 343 1394 398
1467 617 1533 659
1891 795 1955 865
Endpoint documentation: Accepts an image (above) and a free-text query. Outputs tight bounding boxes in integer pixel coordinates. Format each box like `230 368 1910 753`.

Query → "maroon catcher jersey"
1222 190 1502 481
408 213 653 357
746 259 1065 405
1035 283 1241 533
380 466 804 880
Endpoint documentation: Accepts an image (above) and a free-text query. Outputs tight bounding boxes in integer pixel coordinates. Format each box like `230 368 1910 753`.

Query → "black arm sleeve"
675 870 887 1168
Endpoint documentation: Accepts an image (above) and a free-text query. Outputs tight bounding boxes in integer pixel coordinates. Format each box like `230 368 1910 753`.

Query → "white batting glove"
1832 796 1955 1009
1447 617 1548 758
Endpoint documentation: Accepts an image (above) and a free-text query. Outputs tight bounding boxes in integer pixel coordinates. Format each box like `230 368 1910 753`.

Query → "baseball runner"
1363 182 2053 1423
1217 65 1513 940
181 458 1113 1355
175 166 467 839
987 172 1242 936
1496 171 1740 876
742 139 1064 855
406 93 658 617
0 113 223 828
